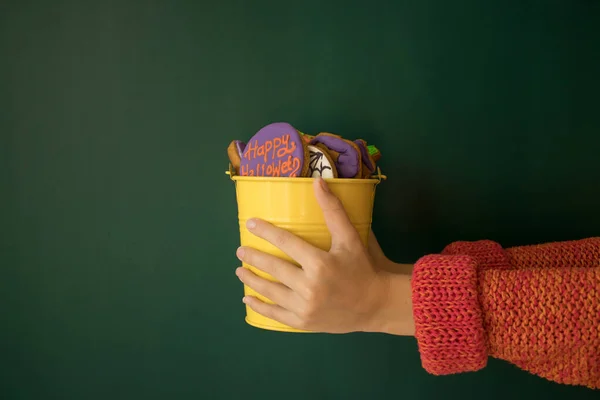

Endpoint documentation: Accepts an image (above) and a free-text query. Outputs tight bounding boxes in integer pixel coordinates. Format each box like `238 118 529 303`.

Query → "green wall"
2 1 599 399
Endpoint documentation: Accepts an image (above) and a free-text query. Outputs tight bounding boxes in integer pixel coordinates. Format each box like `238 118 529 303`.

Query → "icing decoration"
309 133 362 178
235 140 246 155
367 145 381 162
239 122 307 177
355 139 376 174
308 145 337 178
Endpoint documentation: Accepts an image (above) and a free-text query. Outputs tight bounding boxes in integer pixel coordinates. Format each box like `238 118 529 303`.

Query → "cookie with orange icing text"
227 140 246 173
239 122 310 177
307 144 338 178
309 133 362 178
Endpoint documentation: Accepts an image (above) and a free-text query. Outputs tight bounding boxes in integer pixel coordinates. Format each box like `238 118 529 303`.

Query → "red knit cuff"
442 240 511 271
411 254 488 375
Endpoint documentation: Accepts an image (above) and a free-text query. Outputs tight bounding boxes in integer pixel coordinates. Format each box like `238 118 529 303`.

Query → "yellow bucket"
227 164 386 333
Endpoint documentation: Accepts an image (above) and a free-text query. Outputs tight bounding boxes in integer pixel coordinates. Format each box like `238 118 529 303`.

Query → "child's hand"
235 178 413 334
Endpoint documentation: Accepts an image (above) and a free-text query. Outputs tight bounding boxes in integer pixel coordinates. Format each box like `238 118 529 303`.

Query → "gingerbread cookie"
307 144 337 178
368 144 381 162
299 132 316 144
309 133 362 178
354 139 377 178
239 122 310 177
227 140 246 173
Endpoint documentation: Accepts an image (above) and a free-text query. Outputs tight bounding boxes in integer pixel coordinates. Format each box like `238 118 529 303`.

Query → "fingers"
236 267 298 311
242 296 301 329
313 178 361 250
236 246 304 290
245 218 324 266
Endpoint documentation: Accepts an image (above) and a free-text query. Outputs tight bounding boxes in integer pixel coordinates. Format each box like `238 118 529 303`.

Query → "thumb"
313 178 361 250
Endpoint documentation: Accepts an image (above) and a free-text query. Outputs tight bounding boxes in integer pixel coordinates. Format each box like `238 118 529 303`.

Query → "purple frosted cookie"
235 140 246 155
309 133 363 178
354 139 376 178
240 122 309 177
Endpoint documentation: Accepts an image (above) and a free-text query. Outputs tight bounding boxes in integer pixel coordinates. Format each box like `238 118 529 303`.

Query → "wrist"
364 271 415 336
382 260 414 275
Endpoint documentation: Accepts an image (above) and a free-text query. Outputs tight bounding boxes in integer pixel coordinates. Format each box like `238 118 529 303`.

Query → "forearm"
505 237 600 269
442 237 600 270
410 237 600 389
481 266 599 388
379 260 414 275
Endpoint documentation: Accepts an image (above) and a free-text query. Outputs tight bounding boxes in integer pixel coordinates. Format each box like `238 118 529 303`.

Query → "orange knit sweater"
411 237 600 389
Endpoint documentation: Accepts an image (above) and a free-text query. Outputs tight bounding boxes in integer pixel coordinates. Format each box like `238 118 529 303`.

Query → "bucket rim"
225 163 386 183
231 175 381 184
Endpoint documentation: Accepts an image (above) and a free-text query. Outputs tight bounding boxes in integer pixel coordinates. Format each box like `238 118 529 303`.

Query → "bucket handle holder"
226 163 236 179
226 164 386 182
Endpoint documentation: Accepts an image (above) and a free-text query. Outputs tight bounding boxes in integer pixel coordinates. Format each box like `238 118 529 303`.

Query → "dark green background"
2 1 599 399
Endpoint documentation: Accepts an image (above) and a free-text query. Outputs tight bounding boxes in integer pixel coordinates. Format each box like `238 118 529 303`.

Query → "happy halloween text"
240 135 301 177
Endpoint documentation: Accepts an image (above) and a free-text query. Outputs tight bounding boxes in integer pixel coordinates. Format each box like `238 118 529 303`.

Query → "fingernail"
242 296 249 304
236 247 245 260
318 177 330 193
246 219 257 230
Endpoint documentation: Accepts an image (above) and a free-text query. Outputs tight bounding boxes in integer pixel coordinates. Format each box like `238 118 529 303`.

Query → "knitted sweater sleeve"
411 238 600 389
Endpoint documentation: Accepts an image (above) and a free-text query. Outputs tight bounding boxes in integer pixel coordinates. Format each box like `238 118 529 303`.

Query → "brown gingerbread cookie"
309 132 363 178
354 139 377 178
366 144 381 162
227 140 246 174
